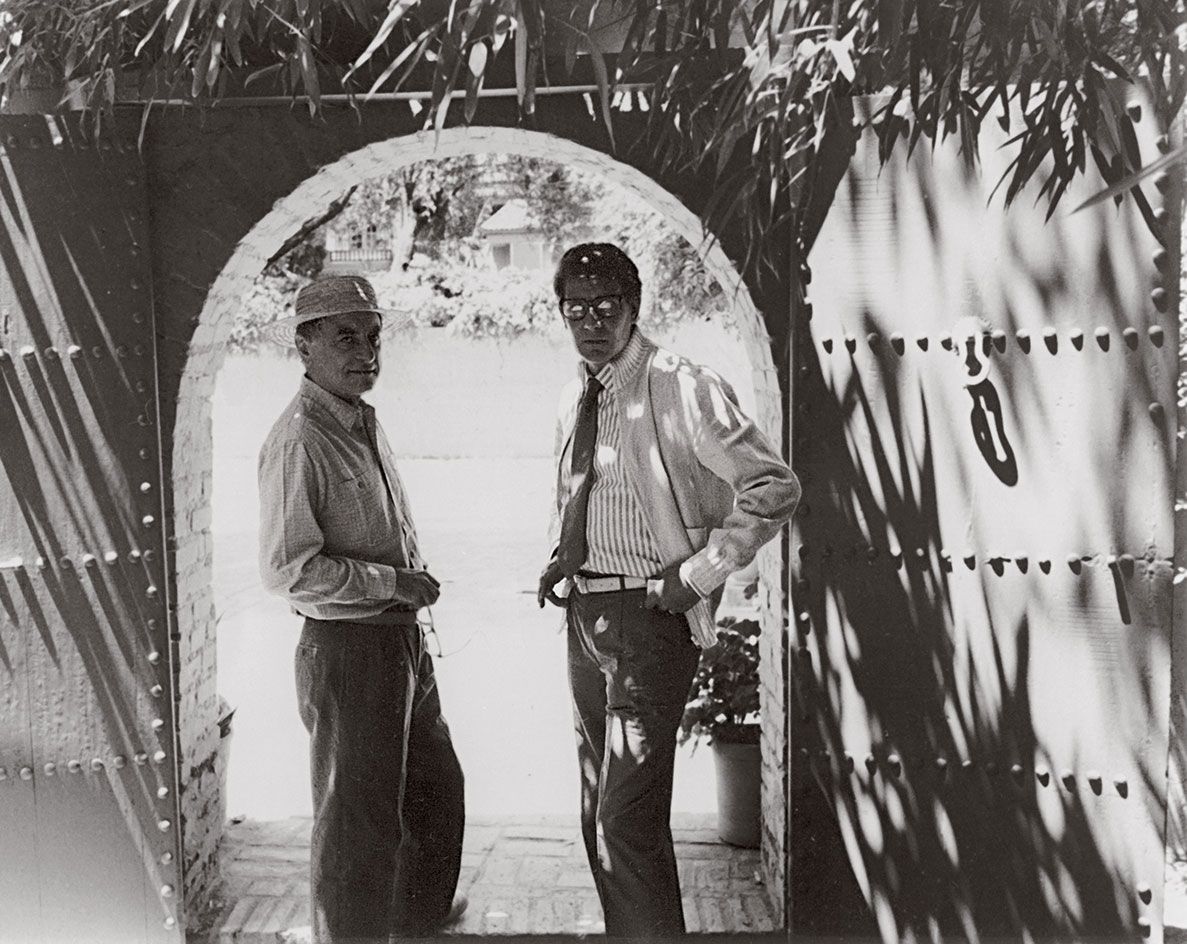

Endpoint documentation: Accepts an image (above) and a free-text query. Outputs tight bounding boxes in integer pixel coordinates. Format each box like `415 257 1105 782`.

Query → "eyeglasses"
416 606 477 659
417 607 443 659
560 295 625 322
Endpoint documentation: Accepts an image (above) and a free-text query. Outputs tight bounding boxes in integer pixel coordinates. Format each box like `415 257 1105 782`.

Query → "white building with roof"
477 198 561 271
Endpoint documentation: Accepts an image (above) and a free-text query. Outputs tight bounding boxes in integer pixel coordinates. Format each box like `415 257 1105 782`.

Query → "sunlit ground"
213 323 757 820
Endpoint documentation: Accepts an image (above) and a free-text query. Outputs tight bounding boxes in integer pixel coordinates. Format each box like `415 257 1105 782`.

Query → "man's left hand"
644 561 702 614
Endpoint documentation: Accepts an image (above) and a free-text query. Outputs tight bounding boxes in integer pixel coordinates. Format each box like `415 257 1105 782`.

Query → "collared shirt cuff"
363 562 399 601
678 560 710 598
680 549 731 597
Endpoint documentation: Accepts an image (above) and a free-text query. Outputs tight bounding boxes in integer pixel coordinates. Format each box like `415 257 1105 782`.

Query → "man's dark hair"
295 318 324 344
553 243 642 305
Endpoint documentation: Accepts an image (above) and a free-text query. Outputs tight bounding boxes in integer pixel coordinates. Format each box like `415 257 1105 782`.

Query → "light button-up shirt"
559 329 664 578
258 376 421 621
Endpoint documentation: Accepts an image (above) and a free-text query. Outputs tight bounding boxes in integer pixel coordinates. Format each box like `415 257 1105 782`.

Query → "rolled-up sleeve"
258 438 398 610
680 372 800 596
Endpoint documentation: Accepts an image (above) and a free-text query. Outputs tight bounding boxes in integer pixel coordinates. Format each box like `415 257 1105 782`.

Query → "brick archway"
173 125 786 921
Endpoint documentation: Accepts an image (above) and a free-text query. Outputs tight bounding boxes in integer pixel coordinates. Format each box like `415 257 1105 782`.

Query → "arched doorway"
172 126 788 927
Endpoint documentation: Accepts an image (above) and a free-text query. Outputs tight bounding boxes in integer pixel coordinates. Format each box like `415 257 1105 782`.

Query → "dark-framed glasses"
560 295 624 322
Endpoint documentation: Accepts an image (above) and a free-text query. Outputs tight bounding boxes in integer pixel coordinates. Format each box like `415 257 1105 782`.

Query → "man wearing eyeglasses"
258 275 466 943
537 244 800 937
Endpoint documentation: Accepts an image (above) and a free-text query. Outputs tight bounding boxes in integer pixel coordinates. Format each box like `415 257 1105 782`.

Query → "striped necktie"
556 376 603 577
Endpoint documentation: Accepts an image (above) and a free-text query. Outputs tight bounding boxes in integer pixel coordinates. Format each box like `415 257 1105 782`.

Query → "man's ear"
294 334 310 361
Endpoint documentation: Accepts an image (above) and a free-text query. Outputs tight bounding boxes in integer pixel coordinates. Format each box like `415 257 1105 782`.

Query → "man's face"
560 275 638 370
296 310 382 402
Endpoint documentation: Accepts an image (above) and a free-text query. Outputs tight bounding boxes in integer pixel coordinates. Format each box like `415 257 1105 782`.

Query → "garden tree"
0 0 1180 284
330 155 489 267
506 154 600 247
588 181 733 328
279 153 596 273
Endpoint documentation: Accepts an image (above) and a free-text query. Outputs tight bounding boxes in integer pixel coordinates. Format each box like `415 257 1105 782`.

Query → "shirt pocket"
320 472 377 547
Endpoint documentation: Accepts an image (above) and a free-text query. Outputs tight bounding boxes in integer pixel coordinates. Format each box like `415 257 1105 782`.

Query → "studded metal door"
0 114 182 942
790 91 1181 942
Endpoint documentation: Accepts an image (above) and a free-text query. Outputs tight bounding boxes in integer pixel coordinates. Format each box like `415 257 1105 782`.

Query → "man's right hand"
394 568 441 609
537 560 567 609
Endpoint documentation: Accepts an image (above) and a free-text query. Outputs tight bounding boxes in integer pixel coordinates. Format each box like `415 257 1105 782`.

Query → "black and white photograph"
0 2 1182 943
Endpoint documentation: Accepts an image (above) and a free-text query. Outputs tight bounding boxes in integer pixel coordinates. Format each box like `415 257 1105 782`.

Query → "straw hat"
262 274 413 346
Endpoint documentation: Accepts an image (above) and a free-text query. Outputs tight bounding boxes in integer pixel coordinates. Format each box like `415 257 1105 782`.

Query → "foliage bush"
227 268 305 356
374 250 563 339
679 613 761 748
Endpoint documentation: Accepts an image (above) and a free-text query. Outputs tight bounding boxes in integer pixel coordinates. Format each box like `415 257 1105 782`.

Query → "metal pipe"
116 83 652 108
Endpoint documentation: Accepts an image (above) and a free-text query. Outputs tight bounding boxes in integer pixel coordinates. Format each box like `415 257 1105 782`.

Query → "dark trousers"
296 618 465 943
566 588 701 938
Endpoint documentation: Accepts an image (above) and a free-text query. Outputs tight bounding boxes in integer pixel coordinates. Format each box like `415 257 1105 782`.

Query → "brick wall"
141 103 791 925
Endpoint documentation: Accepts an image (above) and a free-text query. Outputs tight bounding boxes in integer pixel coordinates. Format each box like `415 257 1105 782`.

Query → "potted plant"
679 612 762 848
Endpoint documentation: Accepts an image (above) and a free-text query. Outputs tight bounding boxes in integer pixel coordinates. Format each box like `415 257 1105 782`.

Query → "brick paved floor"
189 814 777 942
190 818 1187 942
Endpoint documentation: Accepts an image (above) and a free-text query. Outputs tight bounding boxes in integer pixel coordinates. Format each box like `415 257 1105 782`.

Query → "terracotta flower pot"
712 740 761 848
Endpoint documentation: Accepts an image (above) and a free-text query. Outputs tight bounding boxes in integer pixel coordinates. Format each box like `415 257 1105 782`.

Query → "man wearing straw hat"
537 243 799 937
258 275 466 942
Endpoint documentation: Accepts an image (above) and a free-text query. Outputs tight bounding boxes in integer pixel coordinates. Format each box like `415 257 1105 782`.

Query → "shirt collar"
299 375 370 432
580 328 649 394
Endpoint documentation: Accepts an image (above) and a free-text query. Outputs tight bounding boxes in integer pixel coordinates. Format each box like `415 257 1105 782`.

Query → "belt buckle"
575 573 600 594
576 574 636 594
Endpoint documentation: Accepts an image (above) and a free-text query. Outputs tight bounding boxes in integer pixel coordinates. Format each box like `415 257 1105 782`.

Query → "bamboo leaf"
298 37 319 114
1093 88 1122 154
134 9 167 58
463 48 484 120
467 38 487 76
736 5 757 48
367 26 433 95
1047 102 1067 170
587 30 616 151
716 121 746 176
1117 112 1144 173
562 28 576 74
433 86 452 133
1090 49 1132 80
514 6 527 106
1044 175 1071 221
825 30 856 82
206 20 224 88
1072 142 1187 212
224 12 243 65
347 0 417 77
164 0 199 54
908 34 920 114
191 37 212 97
245 62 284 88
959 100 977 163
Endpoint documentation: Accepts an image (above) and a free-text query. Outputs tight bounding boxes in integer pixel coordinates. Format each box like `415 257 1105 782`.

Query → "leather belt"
303 605 420 626
571 574 649 594
328 607 420 627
